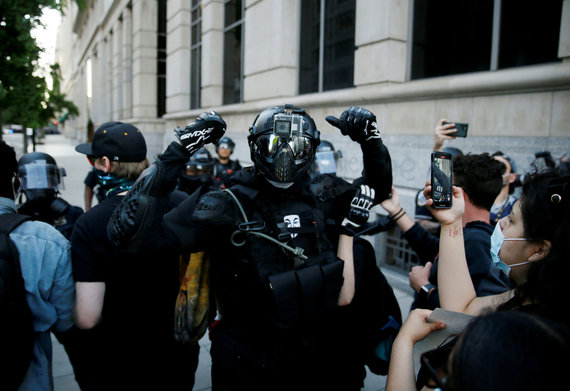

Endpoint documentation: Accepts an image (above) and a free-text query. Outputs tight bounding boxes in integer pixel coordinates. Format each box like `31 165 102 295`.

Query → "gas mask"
249 107 318 187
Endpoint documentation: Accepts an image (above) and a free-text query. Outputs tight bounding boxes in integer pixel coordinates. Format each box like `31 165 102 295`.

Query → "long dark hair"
449 311 570 391
500 170 570 319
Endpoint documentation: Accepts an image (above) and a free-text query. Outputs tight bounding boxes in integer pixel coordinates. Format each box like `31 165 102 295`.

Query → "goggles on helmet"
253 134 312 162
185 163 213 176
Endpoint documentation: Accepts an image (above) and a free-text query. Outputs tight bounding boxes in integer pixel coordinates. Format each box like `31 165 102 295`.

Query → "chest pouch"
222 188 344 329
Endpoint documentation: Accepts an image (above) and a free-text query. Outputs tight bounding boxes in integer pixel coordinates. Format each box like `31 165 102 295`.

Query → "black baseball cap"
75 122 147 162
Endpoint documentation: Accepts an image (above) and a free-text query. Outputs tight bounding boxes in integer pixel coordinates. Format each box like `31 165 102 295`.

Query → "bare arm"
84 186 94 211
337 234 355 306
73 281 105 329
433 118 457 151
427 185 513 314
380 185 415 233
386 309 445 391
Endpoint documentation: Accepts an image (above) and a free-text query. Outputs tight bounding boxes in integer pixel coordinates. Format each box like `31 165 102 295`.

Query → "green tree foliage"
0 0 79 139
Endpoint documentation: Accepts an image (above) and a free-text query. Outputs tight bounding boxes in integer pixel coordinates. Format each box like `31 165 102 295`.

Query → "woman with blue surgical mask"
489 203 533 282
423 169 569 325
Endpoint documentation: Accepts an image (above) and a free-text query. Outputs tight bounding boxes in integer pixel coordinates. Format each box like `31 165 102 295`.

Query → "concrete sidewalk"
5 133 415 391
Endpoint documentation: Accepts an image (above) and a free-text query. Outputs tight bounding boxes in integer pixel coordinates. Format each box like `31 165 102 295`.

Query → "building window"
498 0 563 69
191 0 202 109
410 0 562 80
157 0 167 117
299 0 355 95
223 0 244 105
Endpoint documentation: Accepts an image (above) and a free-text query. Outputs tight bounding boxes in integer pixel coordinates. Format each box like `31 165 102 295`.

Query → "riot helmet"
312 140 342 175
178 147 215 194
17 152 65 203
248 105 320 187
216 136 236 155
186 147 214 177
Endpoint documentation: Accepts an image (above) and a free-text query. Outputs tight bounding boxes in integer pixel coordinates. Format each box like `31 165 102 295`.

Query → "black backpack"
0 213 35 390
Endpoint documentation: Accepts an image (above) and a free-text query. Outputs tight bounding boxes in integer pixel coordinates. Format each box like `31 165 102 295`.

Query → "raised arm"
326 107 392 203
380 186 440 264
337 184 375 306
108 111 226 254
427 185 512 314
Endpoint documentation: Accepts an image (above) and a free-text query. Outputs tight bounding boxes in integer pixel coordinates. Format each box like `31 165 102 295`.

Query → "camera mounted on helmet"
248 105 320 186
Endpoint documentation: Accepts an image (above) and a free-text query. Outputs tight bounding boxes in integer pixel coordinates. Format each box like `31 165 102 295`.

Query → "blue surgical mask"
490 222 530 277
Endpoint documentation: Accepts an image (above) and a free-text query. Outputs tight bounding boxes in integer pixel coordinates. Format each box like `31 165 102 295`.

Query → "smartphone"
442 121 468 137
431 151 453 208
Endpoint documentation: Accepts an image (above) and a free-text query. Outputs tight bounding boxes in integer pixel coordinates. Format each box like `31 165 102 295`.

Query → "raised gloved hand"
174 111 226 155
341 184 375 236
325 106 381 144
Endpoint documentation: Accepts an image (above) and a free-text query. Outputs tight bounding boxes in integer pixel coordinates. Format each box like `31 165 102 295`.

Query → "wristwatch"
418 283 435 303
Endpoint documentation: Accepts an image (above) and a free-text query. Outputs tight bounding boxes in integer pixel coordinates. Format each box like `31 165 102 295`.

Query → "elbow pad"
107 142 191 253
107 163 170 253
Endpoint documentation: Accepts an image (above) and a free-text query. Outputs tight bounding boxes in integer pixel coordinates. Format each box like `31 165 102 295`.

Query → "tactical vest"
214 184 344 330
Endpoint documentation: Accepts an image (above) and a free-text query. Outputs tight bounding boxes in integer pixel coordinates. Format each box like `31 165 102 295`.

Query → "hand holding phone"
431 152 453 208
442 121 468 137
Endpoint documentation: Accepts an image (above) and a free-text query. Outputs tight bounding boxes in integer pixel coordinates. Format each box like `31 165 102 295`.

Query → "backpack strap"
0 213 32 235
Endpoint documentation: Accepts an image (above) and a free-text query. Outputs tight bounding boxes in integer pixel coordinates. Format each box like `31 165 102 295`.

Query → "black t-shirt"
71 194 196 389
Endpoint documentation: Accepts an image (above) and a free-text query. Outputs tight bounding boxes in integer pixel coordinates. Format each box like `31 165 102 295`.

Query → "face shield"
313 150 338 174
18 160 64 191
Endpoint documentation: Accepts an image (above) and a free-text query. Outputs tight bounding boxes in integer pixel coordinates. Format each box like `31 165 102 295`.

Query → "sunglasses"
419 337 457 390
87 155 99 166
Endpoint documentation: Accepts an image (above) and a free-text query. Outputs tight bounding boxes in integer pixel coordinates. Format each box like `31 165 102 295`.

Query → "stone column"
106 35 114 121
201 0 224 107
132 0 158 118
242 0 300 101
91 46 100 124
122 8 133 119
112 19 123 120
354 0 408 85
559 0 570 62
166 0 191 112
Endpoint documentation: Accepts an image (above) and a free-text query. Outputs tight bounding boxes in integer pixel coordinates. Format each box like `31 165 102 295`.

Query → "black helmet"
248 105 320 185
216 136 236 154
442 147 464 160
312 140 342 175
185 147 214 177
17 152 65 202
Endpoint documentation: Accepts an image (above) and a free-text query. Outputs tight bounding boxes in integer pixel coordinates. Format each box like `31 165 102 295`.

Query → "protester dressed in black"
108 106 393 390
72 122 199 390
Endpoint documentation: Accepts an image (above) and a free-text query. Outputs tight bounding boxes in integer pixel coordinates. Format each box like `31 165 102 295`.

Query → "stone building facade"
57 0 570 267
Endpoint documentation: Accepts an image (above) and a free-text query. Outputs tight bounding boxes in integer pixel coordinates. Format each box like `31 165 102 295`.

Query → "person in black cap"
71 122 200 390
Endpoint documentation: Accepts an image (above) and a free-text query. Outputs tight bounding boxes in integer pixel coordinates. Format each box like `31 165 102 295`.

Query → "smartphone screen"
442 121 468 137
431 152 453 208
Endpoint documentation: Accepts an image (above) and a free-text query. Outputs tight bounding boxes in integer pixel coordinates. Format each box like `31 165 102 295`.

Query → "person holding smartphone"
380 153 509 310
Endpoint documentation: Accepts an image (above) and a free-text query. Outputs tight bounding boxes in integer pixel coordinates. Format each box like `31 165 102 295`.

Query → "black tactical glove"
341 184 375 236
325 106 381 144
174 111 227 155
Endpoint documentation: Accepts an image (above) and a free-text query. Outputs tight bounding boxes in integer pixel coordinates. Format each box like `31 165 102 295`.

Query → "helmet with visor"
248 105 320 185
